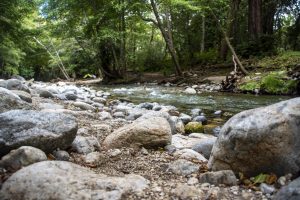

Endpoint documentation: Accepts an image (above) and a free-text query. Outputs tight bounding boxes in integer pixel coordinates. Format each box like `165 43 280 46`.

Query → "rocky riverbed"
0 77 299 200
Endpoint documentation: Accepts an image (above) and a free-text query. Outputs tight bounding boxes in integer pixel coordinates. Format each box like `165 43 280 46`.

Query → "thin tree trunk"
33 37 70 80
119 0 126 75
150 0 182 76
209 10 248 75
201 15 205 53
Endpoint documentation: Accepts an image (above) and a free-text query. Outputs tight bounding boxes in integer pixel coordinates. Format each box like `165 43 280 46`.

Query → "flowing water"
96 84 293 131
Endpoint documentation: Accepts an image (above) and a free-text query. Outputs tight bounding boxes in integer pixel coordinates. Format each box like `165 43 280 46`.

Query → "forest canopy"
0 0 299 81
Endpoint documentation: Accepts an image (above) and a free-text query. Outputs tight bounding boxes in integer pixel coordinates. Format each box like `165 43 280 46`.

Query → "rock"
84 152 103 166
0 87 29 113
65 93 77 101
93 97 106 104
274 176 300 200
138 102 153 110
11 75 26 81
113 111 126 119
187 177 199 185
108 149 122 157
0 110 77 157
103 117 172 149
172 134 215 149
5 79 30 93
192 138 217 159
52 150 70 161
11 90 32 103
73 101 95 111
208 98 300 177
39 102 64 110
214 110 222 115
0 161 149 200
39 89 55 98
71 136 100 154
164 145 177 154
168 159 199 176
259 183 275 194
212 126 221 136
191 109 202 118
193 115 208 125
174 149 207 162
169 116 185 134
199 170 237 186
172 184 204 199
184 87 197 94
0 146 47 172
179 113 192 124
185 122 204 134
99 111 113 120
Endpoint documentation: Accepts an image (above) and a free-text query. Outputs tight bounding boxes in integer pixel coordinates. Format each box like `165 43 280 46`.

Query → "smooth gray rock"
113 112 126 119
260 183 275 194
11 75 26 81
71 136 100 154
5 79 30 93
168 159 199 176
199 170 237 186
103 117 172 149
39 89 55 98
193 115 208 125
209 98 300 177
192 138 217 159
99 111 113 120
174 149 207 162
0 87 29 113
0 161 149 200
274 177 300 200
11 90 32 103
65 93 77 101
172 184 204 199
191 108 202 118
52 150 70 161
179 113 192 125
93 97 106 104
169 116 185 135
0 146 47 171
73 101 95 111
84 152 103 166
0 110 78 157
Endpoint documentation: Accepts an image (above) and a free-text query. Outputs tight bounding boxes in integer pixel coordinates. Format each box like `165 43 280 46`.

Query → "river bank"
0 77 299 200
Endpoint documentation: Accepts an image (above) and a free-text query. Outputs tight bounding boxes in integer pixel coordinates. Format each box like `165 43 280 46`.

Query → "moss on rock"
185 122 204 134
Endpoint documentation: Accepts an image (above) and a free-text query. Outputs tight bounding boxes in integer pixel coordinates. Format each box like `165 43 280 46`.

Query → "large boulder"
0 161 149 200
0 87 29 113
103 117 172 149
0 79 30 93
274 177 300 200
0 110 78 157
208 98 300 177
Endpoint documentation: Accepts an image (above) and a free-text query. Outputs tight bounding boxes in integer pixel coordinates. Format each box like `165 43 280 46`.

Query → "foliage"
184 122 204 134
258 51 300 69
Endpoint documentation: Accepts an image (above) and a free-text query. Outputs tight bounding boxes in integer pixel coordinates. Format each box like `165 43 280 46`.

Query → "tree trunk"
262 0 277 35
119 0 127 75
248 0 262 40
201 15 205 53
220 0 241 60
150 0 182 76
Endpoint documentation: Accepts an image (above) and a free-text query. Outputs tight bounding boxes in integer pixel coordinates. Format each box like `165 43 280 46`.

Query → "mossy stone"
185 122 204 134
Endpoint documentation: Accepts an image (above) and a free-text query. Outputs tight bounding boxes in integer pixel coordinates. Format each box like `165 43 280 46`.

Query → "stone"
191 108 202 118
174 149 207 162
0 161 149 200
84 152 103 166
172 184 204 199
65 93 77 101
199 170 237 186
103 117 172 149
208 98 300 177
164 145 177 154
11 75 26 81
169 116 185 135
259 183 275 194
93 97 106 104
192 138 217 159
99 111 113 120
138 102 153 110
0 110 77 157
6 79 30 93
185 122 204 134
52 150 70 161
73 101 95 111
212 126 222 136
184 87 197 94
168 159 199 176
0 146 47 172
71 136 100 154
214 110 222 115
11 90 32 103
39 102 64 110
108 149 122 157
193 115 208 125
179 113 192 124
0 87 29 113
274 176 300 200
39 89 55 98
172 134 215 150
113 111 126 119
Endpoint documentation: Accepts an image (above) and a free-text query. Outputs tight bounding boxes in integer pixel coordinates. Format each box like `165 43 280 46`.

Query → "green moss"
184 122 204 134
261 72 298 94
239 81 260 92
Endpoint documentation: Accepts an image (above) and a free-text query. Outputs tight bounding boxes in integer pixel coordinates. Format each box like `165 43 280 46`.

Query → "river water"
96 84 293 131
